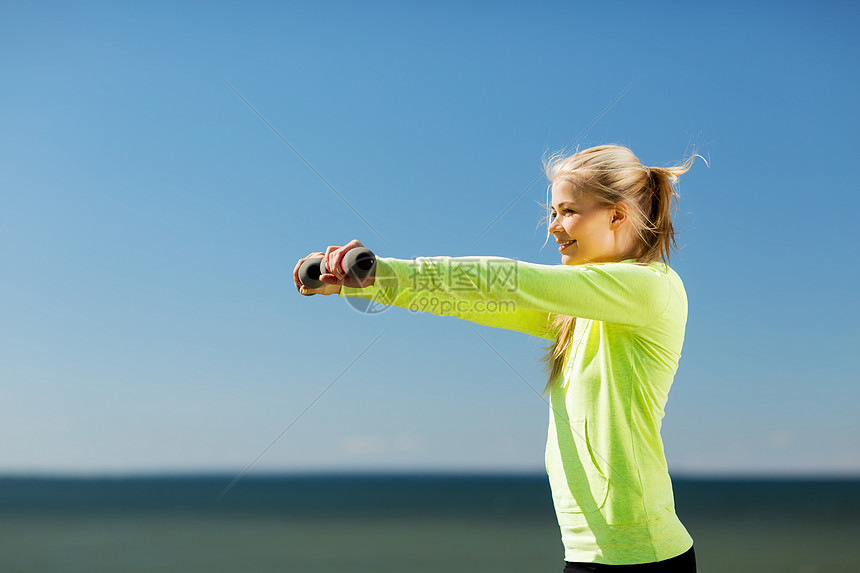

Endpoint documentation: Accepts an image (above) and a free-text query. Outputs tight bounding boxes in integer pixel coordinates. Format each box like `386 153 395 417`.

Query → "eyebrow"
550 201 577 209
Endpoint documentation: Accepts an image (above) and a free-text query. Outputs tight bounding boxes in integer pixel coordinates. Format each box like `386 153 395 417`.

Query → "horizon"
2 468 859 482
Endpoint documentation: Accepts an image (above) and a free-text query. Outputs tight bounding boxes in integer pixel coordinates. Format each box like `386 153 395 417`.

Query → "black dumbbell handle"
298 247 376 289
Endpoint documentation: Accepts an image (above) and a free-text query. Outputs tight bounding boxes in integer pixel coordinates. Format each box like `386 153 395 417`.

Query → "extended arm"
340 255 673 334
340 281 556 340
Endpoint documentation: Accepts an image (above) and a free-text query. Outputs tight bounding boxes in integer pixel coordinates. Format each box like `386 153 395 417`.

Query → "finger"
336 244 357 278
319 273 342 285
337 241 366 279
321 247 333 279
334 247 348 280
324 245 346 280
293 260 304 288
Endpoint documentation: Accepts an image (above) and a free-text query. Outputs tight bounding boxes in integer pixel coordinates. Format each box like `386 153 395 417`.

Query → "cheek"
568 217 593 238
563 218 581 233
576 220 611 248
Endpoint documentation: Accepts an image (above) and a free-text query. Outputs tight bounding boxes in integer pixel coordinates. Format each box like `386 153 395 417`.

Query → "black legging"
563 545 696 573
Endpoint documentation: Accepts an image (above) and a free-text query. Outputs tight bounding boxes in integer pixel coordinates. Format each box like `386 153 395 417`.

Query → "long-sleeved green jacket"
340 255 693 564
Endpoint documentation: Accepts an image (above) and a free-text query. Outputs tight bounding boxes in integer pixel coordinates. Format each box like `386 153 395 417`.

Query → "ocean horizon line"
0 469 858 482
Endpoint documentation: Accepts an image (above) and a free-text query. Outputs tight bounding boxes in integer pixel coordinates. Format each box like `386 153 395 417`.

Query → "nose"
548 212 562 233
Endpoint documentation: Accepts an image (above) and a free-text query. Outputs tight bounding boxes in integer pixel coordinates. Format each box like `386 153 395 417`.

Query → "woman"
295 145 699 571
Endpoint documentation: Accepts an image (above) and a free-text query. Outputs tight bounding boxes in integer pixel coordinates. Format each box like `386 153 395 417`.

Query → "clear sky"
2 1 858 477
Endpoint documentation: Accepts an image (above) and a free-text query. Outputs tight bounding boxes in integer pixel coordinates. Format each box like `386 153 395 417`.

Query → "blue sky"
1 1 858 477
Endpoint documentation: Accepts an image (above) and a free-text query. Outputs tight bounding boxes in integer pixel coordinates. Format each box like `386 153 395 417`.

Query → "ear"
609 203 628 230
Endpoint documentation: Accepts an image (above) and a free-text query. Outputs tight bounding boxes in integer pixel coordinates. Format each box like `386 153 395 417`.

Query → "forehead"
550 177 590 205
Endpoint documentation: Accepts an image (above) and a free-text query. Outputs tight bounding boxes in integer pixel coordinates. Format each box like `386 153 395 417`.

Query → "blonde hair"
539 144 700 392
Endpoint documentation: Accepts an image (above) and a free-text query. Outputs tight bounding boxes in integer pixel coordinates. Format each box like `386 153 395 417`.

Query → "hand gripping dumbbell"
298 247 377 289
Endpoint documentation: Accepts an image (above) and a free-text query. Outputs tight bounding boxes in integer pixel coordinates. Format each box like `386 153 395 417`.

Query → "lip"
557 240 576 253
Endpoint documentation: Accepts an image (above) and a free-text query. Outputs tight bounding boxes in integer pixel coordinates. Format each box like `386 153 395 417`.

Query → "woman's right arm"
344 255 673 329
293 247 554 339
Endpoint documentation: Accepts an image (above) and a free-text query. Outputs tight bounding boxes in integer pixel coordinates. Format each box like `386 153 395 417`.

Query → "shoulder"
636 261 687 323
643 261 686 300
575 259 676 285
605 259 682 283
587 260 684 318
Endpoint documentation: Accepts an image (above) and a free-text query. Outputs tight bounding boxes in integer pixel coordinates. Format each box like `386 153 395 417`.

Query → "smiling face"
548 177 641 266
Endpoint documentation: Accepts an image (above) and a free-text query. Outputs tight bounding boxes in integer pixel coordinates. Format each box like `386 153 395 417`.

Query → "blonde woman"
295 145 699 571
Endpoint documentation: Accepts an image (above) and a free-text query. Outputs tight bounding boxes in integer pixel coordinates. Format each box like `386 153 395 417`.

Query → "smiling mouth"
558 240 576 252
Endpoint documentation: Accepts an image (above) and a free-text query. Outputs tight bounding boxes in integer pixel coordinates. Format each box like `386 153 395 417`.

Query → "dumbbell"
298 247 377 289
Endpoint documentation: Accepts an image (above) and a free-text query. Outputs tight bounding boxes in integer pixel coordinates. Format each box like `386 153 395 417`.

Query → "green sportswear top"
339 255 694 564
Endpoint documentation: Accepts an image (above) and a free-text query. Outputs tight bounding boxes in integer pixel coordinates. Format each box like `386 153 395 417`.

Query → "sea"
0 474 857 573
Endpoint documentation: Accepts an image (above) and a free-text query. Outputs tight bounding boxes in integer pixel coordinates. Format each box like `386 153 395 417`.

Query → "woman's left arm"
340 279 556 340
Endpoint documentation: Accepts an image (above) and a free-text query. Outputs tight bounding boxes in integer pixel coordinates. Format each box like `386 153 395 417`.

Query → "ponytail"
637 155 696 265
